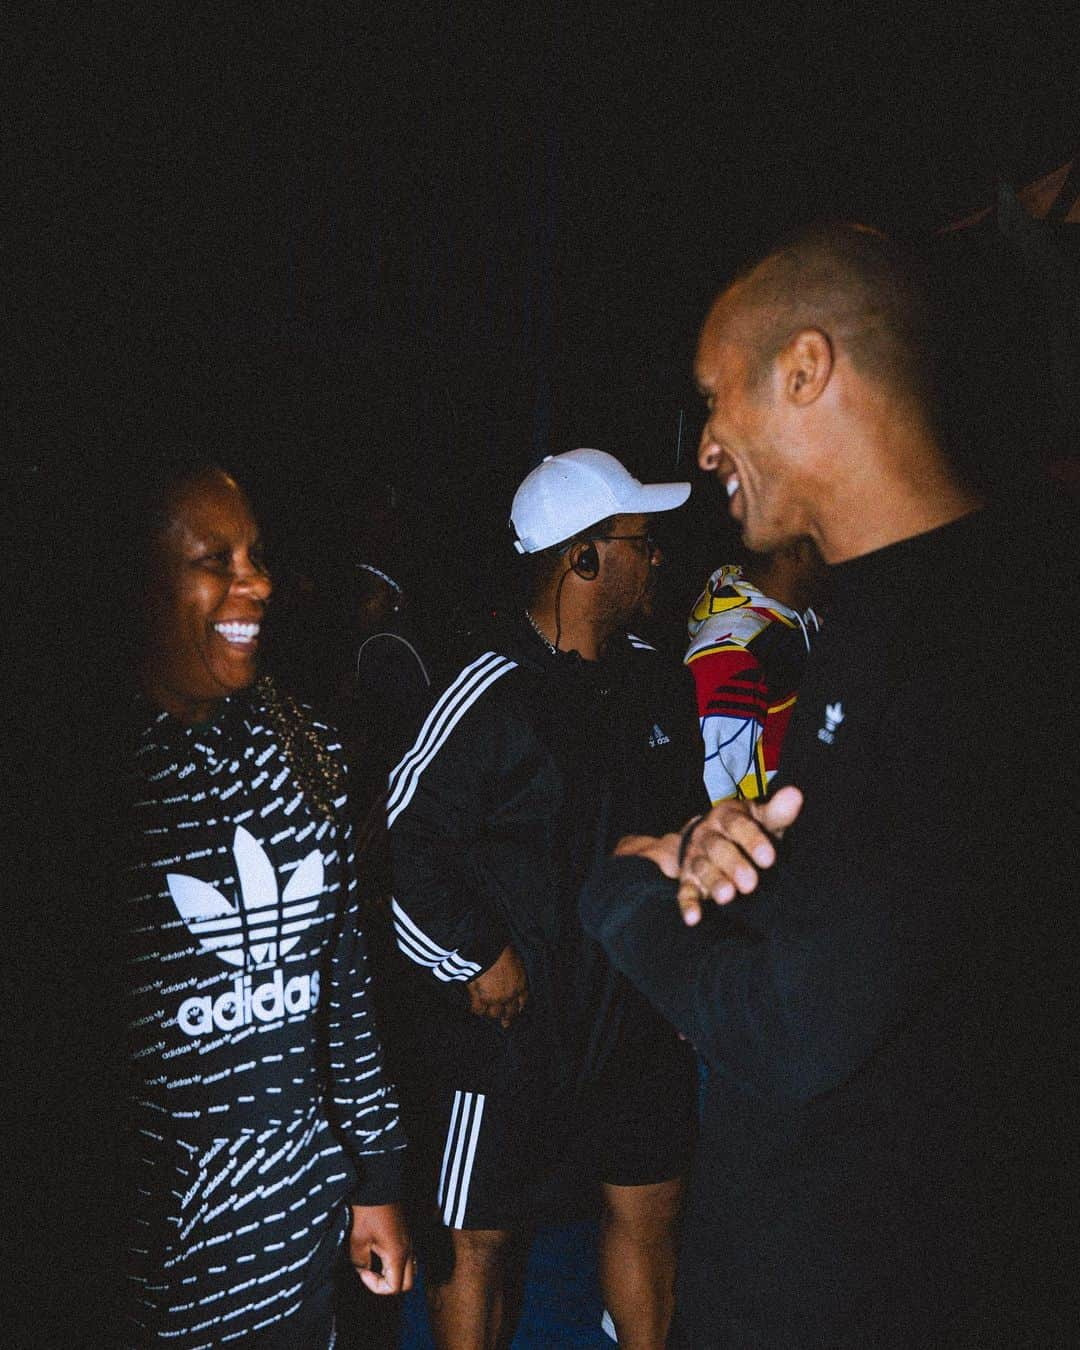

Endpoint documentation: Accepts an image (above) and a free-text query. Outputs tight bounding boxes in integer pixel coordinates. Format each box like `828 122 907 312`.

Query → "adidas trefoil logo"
648 723 671 748
167 825 324 970
167 826 325 1039
817 701 845 745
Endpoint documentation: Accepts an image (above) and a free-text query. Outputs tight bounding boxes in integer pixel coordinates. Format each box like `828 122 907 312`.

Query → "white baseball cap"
510 448 691 554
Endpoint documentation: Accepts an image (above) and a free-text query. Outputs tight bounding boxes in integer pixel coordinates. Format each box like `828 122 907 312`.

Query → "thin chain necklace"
523 609 557 654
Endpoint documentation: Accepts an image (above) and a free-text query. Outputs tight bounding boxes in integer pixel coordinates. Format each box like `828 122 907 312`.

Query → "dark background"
9 4 1078 612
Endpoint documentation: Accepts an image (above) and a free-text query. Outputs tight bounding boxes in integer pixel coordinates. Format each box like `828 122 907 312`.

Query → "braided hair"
255 675 345 825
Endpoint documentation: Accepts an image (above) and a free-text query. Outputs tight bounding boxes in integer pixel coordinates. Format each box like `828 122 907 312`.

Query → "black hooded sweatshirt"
582 508 1079 1347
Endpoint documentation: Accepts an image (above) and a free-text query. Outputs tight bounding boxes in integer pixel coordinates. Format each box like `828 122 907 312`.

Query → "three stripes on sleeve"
387 651 517 981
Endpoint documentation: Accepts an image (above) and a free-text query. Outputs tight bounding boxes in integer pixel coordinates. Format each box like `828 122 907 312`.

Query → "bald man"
583 224 1077 1346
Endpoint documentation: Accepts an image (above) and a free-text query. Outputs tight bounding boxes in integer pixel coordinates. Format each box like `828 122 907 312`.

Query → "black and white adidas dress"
124 692 404 1347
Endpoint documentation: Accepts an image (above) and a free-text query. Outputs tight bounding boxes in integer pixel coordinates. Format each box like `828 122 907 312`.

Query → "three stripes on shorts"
438 1090 487 1228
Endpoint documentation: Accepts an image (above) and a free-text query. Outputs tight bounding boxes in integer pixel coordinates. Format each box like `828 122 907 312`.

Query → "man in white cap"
387 449 707 1349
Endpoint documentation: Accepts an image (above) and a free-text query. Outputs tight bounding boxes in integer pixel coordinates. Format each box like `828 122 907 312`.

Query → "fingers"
355 1246 416 1295
675 789 803 926
465 948 529 1024
402 1250 417 1292
613 831 683 878
358 1264 392 1294
488 991 528 1027
754 785 804 836
468 978 528 1026
349 1205 413 1295
676 876 711 927
679 812 766 907
469 994 526 1026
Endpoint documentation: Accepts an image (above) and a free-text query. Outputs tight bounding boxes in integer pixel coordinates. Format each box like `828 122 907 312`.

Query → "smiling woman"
122 462 413 1347
140 467 271 722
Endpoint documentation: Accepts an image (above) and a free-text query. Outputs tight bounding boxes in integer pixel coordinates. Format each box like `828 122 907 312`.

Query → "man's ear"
779 327 833 405
567 539 599 580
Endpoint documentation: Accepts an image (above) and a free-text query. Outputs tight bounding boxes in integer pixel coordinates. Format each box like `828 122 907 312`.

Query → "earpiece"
572 542 600 580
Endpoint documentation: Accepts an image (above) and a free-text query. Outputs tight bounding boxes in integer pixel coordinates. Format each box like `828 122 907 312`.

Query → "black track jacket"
388 618 707 1096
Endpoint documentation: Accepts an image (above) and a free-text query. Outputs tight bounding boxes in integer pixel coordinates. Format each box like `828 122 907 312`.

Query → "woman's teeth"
214 622 260 644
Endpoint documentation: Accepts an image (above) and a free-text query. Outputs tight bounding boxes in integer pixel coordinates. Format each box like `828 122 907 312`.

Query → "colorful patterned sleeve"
686 643 769 803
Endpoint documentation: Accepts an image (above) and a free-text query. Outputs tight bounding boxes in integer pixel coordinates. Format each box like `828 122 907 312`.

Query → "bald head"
695 223 979 563
710 222 939 419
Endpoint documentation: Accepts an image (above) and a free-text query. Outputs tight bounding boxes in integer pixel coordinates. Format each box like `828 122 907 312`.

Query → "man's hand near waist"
466 944 528 1028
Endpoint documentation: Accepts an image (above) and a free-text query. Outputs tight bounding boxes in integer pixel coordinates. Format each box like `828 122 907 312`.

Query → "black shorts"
409 1032 696 1230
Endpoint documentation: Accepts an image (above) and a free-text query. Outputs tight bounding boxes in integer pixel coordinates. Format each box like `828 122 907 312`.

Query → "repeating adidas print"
126 695 404 1348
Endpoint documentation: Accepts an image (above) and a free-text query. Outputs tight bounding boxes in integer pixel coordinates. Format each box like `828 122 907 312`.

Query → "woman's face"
142 470 272 722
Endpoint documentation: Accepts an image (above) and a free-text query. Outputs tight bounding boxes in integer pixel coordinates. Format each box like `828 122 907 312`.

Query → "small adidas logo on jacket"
817 701 845 745
648 723 671 747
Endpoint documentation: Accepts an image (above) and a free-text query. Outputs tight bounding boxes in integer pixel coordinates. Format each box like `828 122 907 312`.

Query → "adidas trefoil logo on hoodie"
167 825 325 1037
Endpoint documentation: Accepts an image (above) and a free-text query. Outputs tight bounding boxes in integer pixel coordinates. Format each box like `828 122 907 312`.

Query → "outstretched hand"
466 943 528 1028
675 787 803 923
614 786 804 926
348 1203 414 1295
